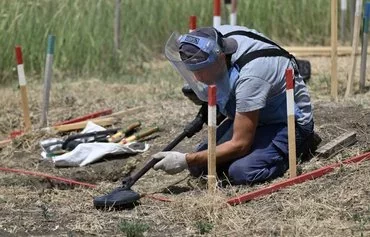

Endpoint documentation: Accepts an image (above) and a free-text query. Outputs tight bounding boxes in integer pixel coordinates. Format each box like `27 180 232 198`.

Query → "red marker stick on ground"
53 108 113 126
0 167 96 189
227 151 370 205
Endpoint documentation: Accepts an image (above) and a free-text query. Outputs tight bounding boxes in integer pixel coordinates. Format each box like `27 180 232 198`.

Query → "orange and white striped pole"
285 68 297 178
15 46 32 132
184 15 197 90
189 15 196 32
207 85 217 193
230 0 237 25
213 0 221 27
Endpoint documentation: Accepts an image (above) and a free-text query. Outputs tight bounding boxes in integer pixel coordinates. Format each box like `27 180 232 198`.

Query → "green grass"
195 219 214 235
118 220 149 237
0 0 345 84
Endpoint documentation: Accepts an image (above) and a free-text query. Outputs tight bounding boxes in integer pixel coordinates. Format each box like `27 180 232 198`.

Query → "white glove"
152 151 188 175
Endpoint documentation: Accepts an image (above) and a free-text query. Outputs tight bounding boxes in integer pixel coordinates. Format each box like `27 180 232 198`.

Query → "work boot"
311 132 322 152
299 132 322 162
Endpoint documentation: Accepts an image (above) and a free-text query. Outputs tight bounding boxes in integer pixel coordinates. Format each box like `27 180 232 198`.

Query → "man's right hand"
152 151 188 175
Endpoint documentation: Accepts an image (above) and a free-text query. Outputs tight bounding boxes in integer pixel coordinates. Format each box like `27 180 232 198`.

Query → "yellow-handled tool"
108 121 141 143
119 126 159 144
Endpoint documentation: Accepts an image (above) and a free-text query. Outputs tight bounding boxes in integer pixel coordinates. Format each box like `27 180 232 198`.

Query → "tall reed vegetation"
0 0 334 84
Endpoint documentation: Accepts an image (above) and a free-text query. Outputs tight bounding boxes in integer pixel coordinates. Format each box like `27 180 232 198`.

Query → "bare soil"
0 56 369 236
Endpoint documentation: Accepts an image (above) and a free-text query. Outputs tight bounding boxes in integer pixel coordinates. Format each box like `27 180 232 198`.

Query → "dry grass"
2 161 367 236
0 56 369 236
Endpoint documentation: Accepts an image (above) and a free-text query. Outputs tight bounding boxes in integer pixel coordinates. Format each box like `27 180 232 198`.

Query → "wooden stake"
207 85 217 193
350 0 356 43
331 0 338 101
345 0 363 97
359 2 370 91
114 0 121 52
285 46 366 55
51 107 144 133
285 68 296 178
15 46 32 131
315 131 357 158
51 117 118 133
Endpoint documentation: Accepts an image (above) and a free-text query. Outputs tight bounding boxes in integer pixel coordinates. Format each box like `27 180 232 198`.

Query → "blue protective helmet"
178 27 237 71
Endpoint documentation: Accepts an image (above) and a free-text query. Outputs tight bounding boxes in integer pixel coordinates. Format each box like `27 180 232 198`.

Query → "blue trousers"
189 119 314 185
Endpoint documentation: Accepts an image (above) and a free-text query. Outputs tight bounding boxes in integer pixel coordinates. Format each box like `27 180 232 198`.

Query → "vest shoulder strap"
223 30 296 70
235 48 293 69
223 30 287 52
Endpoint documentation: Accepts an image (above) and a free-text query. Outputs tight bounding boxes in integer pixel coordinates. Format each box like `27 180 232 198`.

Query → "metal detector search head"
93 103 211 210
93 187 141 209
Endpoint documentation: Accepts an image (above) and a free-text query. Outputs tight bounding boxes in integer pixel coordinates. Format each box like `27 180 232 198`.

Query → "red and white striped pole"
230 0 237 25
189 15 196 32
15 46 32 132
213 0 221 27
184 15 197 90
285 68 297 178
208 85 217 193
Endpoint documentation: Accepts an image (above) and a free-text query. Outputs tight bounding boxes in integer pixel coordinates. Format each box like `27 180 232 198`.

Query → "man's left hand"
152 151 188 175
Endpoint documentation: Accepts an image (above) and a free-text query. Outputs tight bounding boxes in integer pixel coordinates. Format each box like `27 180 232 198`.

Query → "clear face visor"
165 31 229 102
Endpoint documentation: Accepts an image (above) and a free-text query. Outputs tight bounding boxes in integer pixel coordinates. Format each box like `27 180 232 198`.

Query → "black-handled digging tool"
93 103 225 209
61 121 141 151
61 128 120 151
40 128 120 156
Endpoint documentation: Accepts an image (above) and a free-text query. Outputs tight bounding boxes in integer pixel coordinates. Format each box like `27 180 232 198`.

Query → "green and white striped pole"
340 0 347 43
360 2 370 91
40 35 55 128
